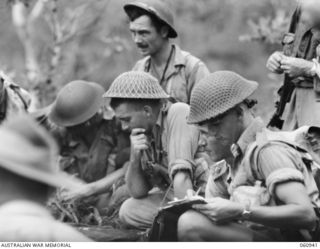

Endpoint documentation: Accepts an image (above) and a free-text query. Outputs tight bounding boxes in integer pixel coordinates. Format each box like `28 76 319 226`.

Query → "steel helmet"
103 71 169 99
49 80 105 127
124 0 177 38
188 71 258 124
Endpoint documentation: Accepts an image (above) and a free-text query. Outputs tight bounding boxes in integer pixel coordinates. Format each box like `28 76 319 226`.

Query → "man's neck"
148 103 163 135
235 112 255 144
150 42 172 67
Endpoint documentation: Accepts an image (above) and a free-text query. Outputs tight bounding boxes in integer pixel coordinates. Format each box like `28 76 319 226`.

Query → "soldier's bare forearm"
301 60 314 77
247 182 316 230
86 168 127 196
125 156 151 198
173 171 193 199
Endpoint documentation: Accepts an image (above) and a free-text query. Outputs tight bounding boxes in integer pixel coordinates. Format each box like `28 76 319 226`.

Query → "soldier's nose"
121 122 129 131
134 35 142 44
199 135 207 148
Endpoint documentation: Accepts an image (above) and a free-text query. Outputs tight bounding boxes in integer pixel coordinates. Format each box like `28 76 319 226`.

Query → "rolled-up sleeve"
166 103 199 180
257 144 305 196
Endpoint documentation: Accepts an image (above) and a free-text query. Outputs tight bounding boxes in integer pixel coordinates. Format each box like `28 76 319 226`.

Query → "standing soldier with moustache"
124 0 210 104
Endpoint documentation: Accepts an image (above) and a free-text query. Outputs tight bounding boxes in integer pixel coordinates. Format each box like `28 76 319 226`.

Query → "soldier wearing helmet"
48 80 130 209
103 71 209 229
177 71 320 241
0 114 90 241
124 0 210 104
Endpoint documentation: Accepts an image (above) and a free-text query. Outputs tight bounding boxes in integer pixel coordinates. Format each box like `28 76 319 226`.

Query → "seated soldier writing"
177 71 320 241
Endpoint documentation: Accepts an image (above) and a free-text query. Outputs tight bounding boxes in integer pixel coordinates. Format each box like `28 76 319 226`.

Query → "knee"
119 198 134 224
177 211 203 241
119 197 151 229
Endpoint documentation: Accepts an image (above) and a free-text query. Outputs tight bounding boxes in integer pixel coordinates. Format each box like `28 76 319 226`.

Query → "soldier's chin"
138 47 150 56
209 152 226 163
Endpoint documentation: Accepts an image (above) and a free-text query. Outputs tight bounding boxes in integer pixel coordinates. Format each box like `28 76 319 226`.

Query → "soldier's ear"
234 104 245 119
160 26 169 39
143 105 152 118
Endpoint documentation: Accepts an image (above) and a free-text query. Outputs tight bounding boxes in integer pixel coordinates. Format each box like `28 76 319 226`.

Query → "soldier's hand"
130 128 148 158
311 59 320 78
280 57 314 78
266 51 284 74
193 198 244 224
59 184 90 202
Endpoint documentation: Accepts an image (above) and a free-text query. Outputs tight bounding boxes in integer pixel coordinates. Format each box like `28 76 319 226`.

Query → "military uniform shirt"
133 44 210 104
141 102 209 192
59 119 117 183
206 118 320 209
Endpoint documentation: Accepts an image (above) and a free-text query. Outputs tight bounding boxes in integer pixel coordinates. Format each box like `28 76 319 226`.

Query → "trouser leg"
119 190 170 230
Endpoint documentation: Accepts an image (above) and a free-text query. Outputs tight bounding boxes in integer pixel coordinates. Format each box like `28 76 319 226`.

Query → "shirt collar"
144 44 187 72
230 117 265 158
172 44 186 67
155 101 170 128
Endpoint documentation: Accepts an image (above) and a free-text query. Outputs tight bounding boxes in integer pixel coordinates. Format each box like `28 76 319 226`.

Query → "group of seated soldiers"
1 0 320 242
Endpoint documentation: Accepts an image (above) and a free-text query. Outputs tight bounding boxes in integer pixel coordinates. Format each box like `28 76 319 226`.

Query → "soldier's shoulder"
166 102 190 123
180 49 205 66
168 102 190 114
132 56 150 71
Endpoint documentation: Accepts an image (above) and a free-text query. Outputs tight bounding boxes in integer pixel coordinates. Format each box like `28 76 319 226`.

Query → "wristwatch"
241 202 252 221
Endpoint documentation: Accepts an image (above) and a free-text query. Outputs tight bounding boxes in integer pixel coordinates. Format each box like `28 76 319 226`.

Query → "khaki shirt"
59 119 118 183
133 44 210 104
206 118 320 209
0 201 91 242
141 102 209 192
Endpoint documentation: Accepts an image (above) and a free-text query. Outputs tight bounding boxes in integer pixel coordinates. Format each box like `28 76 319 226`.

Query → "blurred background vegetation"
0 0 297 121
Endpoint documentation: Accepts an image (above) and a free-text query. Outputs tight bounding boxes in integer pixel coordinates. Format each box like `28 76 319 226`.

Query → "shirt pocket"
167 73 188 103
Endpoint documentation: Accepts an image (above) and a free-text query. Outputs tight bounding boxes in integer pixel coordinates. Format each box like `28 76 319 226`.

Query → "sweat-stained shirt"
132 44 210 104
206 117 320 209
